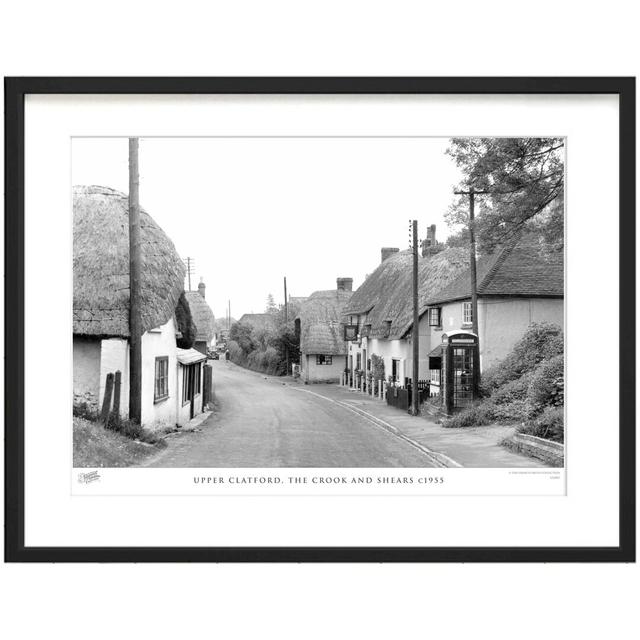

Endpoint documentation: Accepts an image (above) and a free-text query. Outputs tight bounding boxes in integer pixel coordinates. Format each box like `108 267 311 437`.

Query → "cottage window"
316 355 333 365
463 301 473 324
154 356 169 402
428 307 442 327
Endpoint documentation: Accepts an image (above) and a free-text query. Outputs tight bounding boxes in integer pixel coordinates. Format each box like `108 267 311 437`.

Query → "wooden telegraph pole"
411 220 419 416
284 276 289 375
184 257 194 291
454 188 489 390
454 188 489 338
128 138 142 424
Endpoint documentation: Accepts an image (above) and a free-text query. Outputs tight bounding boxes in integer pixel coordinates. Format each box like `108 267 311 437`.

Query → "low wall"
502 432 564 467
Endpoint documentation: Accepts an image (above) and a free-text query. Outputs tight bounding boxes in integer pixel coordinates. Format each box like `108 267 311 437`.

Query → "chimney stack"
336 277 353 292
421 224 441 258
381 247 399 263
198 278 206 299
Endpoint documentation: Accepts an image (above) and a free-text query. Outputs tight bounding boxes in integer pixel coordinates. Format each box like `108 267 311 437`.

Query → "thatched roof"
73 185 186 337
427 233 564 305
343 250 414 316
343 247 470 339
238 313 278 332
297 289 353 355
184 292 215 343
390 247 469 337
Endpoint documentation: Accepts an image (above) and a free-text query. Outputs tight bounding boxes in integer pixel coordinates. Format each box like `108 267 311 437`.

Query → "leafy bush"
227 339 246 366
227 309 300 377
444 403 493 428
518 406 564 443
489 399 529 422
526 354 564 412
490 372 533 406
229 322 256 355
371 354 386 382
246 346 282 375
481 322 563 393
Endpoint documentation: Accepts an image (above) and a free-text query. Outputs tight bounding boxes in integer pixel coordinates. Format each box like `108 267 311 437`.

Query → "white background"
26 93 604 547
1 2 638 640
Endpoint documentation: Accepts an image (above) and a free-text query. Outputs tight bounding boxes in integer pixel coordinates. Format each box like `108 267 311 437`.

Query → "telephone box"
441 330 479 414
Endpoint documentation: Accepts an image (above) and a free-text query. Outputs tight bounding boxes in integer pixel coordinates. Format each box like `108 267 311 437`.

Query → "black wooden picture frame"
4 77 635 562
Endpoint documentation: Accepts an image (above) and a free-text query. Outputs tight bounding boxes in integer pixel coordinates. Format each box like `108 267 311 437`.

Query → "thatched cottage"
185 280 216 354
296 278 353 383
342 244 469 387
73 185 209 429
424 233 563 393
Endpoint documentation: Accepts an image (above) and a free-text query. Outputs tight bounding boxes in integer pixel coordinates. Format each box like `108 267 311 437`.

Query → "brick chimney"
421 224 441 258
381 247 399 263
198 278 206 298
336 277 353 292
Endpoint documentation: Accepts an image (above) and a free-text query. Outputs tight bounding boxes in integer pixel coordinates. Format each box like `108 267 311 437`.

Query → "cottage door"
189 365 196 420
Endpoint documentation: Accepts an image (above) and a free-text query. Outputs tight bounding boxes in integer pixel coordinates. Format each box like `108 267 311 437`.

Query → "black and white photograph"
72 135 565 472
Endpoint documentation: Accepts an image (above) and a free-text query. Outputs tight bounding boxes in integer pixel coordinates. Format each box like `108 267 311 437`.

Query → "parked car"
208 350 220 360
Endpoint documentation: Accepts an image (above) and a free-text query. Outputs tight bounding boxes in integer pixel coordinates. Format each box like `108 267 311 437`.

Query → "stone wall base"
502 432 564 467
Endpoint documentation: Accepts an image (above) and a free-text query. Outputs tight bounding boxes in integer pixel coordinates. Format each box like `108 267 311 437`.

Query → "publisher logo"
78 470 101 484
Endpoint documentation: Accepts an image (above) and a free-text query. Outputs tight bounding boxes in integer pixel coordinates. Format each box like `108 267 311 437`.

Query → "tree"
265 293 279 314
229 322 255 355
446 138 564 250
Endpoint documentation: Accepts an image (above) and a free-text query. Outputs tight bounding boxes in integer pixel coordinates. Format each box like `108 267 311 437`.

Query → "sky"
72 137 463 320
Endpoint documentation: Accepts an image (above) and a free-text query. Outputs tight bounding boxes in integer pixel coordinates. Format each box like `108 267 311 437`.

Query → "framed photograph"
4 77 635 562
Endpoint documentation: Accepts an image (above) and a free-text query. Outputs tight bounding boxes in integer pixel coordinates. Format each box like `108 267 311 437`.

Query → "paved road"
149 361 436 467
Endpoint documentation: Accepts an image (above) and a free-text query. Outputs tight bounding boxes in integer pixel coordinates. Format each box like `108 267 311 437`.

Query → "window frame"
154 356 170 403
316 355 333 365
428 307 442 327
462 301 473 325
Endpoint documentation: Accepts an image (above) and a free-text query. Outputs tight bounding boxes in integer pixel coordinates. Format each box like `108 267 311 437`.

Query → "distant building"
296 278 353 383
185 280 216 355
237 313 278 333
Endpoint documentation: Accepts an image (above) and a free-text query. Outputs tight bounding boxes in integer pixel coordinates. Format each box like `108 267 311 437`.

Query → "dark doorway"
182 363 201 420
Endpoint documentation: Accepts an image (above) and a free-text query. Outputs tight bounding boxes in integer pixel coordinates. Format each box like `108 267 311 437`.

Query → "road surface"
149 361 436 467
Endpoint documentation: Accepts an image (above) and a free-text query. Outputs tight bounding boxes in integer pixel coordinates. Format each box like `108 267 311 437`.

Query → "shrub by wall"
526 353 564 412
481 322 563 394
518 406 564 443
371 354 385 382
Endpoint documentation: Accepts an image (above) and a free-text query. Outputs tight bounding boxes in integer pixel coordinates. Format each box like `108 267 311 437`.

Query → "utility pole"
284 276 289 375
128 137 142 424
454 188 489 338
284 277 288 323
184 257 195 291
411 220 419 416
